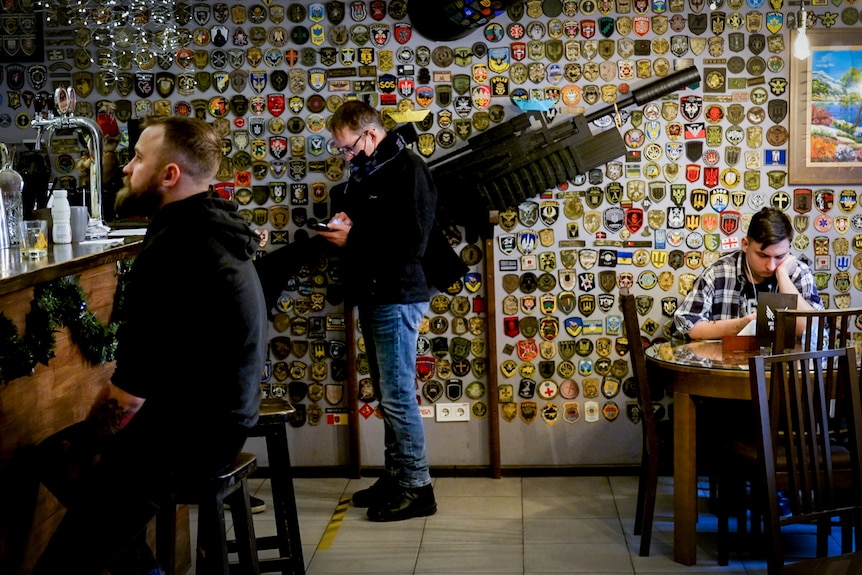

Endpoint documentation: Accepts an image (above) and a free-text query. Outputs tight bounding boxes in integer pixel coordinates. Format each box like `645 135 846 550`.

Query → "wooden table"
645 340 757 566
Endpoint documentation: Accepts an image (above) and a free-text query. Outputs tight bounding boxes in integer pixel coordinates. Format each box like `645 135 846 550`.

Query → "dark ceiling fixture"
407 1 523 42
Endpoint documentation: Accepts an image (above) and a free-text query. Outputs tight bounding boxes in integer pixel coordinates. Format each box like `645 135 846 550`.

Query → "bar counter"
0 237 143 296
0 236 146 575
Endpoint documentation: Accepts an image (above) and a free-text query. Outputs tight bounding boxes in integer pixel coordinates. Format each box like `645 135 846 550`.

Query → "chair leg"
717 473 749 566
634 451 646 536
816 517 830 557
749 482 762 543
716 475 730 566
709 475 719 513
735 480 749 540
636 453 659 557
841 513 854 554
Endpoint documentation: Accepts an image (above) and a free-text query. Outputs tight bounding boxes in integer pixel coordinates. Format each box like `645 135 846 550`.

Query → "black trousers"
32 421 245 575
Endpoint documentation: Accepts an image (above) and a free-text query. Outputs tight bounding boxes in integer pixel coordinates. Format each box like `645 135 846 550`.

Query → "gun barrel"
428 67 700 236
585 66 701 123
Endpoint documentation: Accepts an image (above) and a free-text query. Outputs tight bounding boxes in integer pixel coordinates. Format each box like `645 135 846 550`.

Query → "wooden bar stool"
239 398 304 575
157 452 260 575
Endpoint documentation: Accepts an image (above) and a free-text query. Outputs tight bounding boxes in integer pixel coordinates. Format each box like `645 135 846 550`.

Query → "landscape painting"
789 29 862 184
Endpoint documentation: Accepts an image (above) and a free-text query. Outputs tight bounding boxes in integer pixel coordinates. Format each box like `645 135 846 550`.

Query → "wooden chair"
716 309 862 565
775 308 862 435
620 288 659 556
773 308 862 354
747 347 862 574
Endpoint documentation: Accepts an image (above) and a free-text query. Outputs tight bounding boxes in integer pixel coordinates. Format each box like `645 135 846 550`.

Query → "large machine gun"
429 66 702 236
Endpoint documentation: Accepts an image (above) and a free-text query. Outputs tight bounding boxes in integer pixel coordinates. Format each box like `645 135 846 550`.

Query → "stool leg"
156 505 179 575
226 480 261 575
266 423 305 575
196 492 230 575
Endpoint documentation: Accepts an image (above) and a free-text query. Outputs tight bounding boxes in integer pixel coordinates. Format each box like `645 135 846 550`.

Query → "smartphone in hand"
310 220 331 231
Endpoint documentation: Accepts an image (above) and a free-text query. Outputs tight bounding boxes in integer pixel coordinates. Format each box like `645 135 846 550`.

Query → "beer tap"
30 87 110 238
30 93 55 152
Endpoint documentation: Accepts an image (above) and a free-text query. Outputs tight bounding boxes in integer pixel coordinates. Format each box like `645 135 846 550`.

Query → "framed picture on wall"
788 29 862 185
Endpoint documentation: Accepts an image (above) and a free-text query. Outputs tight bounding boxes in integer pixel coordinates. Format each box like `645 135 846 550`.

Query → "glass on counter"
19 220 48 258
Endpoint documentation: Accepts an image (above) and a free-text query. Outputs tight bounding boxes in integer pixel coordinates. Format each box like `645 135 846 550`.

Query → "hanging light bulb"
793 5 811 60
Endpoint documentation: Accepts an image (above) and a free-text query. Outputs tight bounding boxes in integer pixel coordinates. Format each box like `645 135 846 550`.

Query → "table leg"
674 390 697 565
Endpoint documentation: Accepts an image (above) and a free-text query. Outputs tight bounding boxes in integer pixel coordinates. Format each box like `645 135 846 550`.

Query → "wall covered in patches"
1 0 861 471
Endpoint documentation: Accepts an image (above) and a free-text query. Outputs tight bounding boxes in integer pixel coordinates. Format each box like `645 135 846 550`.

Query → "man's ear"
368 126 383 144
161 163 181 187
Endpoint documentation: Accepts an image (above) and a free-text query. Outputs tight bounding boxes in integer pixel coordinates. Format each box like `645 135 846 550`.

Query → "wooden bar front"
0 240 189 575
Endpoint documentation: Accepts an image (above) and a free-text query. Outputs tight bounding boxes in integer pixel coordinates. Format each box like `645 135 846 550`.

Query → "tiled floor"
192 474 844 575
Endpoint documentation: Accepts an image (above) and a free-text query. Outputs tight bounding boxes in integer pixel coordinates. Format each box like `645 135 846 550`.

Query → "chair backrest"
620 288 658 456
774 308 862 354
774 308 862 423
749 347 862 574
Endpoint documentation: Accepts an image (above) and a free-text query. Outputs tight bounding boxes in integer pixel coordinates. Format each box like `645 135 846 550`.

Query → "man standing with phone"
317 101 438 522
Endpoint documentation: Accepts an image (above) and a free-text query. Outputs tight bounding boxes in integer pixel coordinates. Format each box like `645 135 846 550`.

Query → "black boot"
352 475 398 508
367 484 437 522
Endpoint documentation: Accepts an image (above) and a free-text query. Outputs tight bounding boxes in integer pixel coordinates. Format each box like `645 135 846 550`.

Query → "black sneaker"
352 475 397 508
367 484 437 522
249 495 266 514
225 495 266 514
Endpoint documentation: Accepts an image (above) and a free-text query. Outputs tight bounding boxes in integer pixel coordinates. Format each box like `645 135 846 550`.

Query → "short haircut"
141 116 220 181
746 207 793 248
329 100 383 134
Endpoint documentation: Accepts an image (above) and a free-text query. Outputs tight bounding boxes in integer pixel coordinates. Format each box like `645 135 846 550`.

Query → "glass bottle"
0 143 23 247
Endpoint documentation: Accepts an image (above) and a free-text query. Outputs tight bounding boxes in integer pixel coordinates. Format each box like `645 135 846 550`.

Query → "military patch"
498 401 516 422
418 379 441 403
445 379 463 401
471 358 487 378
519 401 538 424
370 23 390 46
134 72 154 98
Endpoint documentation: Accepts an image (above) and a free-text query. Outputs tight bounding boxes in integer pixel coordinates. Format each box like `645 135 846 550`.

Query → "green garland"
0 275 124 384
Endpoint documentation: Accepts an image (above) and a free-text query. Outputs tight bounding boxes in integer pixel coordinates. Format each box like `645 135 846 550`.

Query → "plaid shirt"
673 250 823 337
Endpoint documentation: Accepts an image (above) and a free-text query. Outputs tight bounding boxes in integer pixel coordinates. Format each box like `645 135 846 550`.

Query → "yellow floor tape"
317 496 352 550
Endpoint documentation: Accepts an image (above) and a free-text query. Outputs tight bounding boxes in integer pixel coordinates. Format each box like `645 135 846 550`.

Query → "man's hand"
774 252 817 319
777 253 798 280
316 211 352 248
87 383 145 439
687 311 757 340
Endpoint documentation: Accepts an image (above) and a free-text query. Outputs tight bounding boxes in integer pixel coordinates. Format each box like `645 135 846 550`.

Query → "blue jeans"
359 302 431 489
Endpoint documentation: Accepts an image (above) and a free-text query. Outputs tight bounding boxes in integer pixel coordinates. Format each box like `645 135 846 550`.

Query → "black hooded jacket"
331 129 437 306
111 192 267 474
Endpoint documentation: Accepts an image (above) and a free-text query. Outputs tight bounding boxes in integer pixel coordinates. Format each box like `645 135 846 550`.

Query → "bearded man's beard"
114 176 162 219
